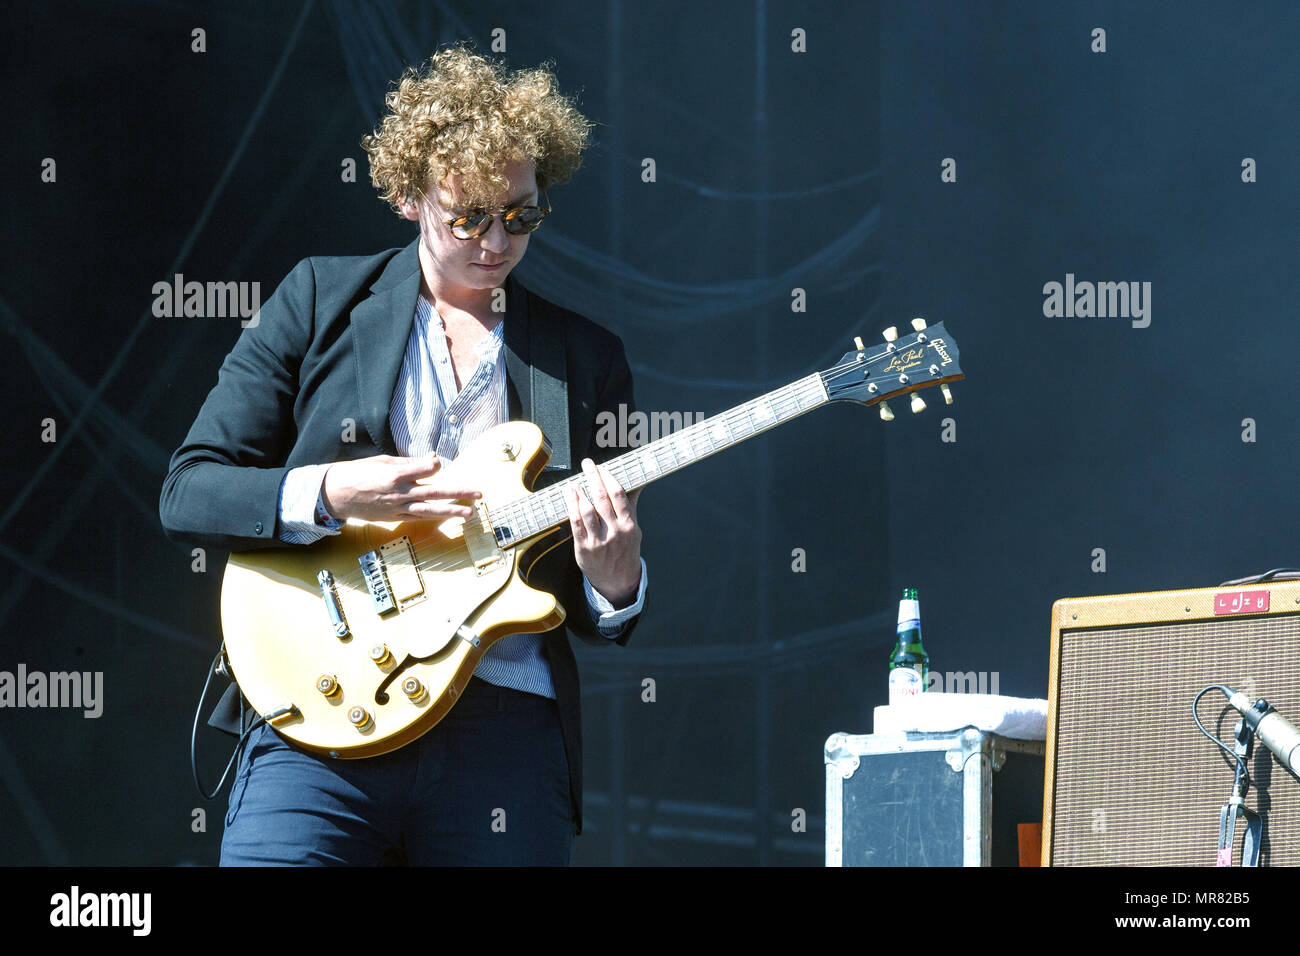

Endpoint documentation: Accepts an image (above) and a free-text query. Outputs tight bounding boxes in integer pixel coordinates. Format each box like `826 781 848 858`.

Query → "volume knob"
348 706 373 732
402 677 429 704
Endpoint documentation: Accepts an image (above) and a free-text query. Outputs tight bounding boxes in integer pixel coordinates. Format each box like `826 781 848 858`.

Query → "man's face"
405 156 539 296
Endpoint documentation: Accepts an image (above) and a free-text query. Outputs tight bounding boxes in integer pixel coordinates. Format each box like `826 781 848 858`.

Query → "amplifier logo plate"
1214 589 1269 616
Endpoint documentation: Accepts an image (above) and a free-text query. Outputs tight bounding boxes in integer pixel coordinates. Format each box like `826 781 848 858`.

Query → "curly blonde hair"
362 46 592 214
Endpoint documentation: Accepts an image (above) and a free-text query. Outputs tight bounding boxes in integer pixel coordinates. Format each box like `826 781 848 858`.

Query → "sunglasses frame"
442 191 551 240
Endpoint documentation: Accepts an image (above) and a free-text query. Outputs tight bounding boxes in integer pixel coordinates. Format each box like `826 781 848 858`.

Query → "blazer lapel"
351 239 422 455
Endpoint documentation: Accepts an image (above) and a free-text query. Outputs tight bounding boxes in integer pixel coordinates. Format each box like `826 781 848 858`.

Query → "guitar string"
324 361 950 596
317 341 953 591
322 376 833 590
425 341 953 566
319 346 952 593
319 381 829 595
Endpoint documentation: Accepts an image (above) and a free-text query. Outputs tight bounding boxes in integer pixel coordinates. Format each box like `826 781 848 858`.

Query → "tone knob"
402 677 428 704
348 706 373 732
369 644 393 667
316 675 341 699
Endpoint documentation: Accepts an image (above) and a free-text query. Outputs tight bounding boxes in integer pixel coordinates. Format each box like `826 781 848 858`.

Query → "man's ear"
401 198 420 222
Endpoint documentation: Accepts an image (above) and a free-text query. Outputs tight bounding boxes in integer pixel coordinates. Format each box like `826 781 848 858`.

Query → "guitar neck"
492 373 830 546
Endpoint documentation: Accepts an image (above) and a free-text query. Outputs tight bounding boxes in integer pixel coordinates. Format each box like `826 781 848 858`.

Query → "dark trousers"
219 677 575 865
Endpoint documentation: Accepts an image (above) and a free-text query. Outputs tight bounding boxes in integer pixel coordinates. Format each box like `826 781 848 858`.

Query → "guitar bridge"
359 536 427 614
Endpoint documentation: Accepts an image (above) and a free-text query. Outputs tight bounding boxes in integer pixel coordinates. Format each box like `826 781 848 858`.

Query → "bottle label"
889 666 923 703
896 599 920 628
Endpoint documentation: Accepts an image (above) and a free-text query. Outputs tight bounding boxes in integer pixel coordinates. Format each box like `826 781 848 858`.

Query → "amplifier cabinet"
1044 581 1300 866
825 729 1044 866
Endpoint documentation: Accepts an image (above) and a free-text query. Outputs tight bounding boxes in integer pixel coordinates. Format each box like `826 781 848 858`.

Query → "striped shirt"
277 294 647 699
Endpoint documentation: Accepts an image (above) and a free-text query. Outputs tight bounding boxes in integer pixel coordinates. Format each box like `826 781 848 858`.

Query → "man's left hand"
567 458 643 608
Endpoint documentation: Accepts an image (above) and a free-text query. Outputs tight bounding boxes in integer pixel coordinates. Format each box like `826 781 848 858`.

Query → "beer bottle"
888 587 930 703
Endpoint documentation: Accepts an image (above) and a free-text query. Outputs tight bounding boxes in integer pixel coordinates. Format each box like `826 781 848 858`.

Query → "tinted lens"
502 206 548 235
450 214 491 239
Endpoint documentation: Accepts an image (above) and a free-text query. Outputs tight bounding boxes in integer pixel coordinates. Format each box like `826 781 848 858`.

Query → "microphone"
1228 691 1300 776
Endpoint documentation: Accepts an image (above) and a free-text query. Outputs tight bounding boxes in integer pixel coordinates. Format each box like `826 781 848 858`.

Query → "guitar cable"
190 643 266 801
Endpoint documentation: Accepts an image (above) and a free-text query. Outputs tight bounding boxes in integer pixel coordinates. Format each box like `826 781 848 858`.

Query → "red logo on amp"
1213 590 1270 616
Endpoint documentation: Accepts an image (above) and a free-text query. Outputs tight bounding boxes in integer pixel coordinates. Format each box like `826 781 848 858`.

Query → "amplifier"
1044 580 1300 866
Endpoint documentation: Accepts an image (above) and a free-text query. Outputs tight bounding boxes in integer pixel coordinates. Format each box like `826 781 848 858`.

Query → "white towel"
873 694 1048 740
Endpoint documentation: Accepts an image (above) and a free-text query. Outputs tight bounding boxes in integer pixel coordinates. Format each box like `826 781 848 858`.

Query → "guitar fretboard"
492 373 829 546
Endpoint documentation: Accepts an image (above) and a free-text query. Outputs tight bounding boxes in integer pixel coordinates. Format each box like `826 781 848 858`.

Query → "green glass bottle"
888 587 930 703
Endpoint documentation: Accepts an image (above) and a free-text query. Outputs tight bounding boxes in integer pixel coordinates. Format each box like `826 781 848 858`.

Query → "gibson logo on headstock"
930 337 953 366
884 347 925 374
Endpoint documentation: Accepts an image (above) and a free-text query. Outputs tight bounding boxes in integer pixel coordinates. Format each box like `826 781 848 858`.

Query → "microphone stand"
1216 719 1262 867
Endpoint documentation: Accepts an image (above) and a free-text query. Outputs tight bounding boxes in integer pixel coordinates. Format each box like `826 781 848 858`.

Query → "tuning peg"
910 392 926 414
879 400 895 421
853 336 865 351
882 326 898 343
911 317 927 331
941 383 953 405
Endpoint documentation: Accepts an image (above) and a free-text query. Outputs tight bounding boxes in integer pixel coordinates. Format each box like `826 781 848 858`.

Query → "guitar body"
220 421 569 758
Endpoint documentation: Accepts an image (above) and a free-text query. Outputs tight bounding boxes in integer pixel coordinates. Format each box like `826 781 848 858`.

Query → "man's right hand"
320 454 480 522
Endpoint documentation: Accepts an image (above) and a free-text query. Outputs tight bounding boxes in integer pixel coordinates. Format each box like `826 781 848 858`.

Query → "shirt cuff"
583 558 648 638
277 464 344 544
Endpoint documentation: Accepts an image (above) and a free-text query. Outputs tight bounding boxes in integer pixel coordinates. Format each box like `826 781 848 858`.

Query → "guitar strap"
526 289 571 473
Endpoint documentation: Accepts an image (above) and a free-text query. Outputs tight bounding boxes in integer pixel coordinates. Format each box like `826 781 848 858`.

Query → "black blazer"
159 238 642 834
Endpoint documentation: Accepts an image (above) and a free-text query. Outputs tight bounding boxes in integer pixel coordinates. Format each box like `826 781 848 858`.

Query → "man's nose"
481 216 511 253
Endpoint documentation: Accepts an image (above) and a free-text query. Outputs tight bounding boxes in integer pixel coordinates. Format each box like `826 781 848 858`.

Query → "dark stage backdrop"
0 0 1295 866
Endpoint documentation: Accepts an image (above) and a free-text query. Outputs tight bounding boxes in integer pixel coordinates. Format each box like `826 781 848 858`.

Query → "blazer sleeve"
158 258 317 553
556 336 645 648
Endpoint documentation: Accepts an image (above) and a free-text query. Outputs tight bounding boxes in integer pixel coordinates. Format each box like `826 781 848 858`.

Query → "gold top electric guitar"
220 321 964 756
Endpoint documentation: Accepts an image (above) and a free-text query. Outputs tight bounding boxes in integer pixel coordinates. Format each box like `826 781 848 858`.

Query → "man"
159 46 646 865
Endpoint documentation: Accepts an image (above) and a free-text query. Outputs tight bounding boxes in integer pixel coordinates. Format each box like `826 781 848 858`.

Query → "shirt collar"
414 295 506 360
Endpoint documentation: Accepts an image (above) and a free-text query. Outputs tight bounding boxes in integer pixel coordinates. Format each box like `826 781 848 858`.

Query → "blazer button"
254 521 264 534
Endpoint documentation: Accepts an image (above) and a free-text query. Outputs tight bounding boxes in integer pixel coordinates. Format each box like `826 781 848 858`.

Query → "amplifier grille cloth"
1053 615 1300 866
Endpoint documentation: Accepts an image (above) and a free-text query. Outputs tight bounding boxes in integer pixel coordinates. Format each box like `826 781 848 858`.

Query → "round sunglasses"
442 196 550 240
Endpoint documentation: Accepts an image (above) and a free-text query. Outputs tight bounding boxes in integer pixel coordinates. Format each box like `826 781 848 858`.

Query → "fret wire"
492 374 830 538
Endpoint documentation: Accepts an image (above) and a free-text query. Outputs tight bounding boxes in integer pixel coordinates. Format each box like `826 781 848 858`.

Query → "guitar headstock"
820 319 964 419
